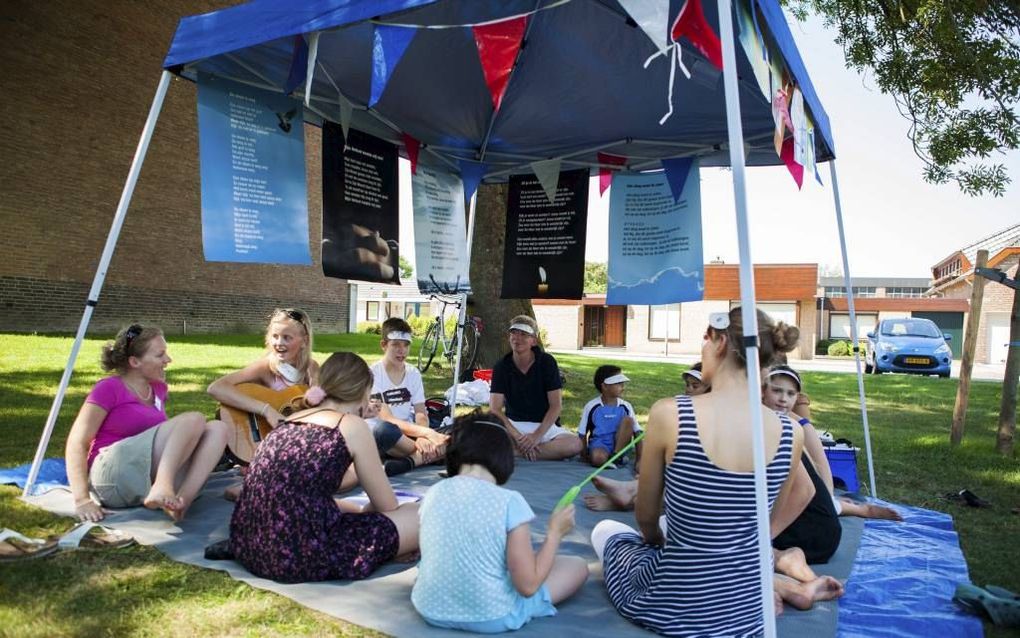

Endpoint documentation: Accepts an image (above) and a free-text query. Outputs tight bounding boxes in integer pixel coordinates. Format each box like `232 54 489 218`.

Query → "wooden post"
996 270 1020 456
951 250 989 445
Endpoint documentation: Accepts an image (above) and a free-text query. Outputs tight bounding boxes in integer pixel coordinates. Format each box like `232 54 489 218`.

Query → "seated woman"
66 325 229 523
592 308 843 636
489 315 583 461
229 351 419 583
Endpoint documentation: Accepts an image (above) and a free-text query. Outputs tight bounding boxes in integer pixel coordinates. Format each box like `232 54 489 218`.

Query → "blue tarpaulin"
162 0 835 178
0 458 68 495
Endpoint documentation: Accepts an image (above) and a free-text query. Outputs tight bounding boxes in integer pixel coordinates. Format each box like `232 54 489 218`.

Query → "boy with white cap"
578 365 642 468
682 362 709 396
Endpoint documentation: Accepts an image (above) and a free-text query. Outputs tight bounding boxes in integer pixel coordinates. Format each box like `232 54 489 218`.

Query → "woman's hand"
549 504 576 538
75 498 107 523
265 407 287 427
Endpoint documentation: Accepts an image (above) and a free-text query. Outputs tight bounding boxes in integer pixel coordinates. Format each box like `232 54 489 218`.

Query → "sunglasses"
124 324 143 349
280 309 305 323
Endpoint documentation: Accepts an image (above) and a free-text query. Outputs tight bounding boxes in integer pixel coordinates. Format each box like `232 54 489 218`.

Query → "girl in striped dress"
593 308 844 637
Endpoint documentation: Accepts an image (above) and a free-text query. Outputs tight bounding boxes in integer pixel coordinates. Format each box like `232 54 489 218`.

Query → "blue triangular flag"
284 35 309 96
815 167 824 186
459 160 486 202
661 157 695 202
370 25 416 107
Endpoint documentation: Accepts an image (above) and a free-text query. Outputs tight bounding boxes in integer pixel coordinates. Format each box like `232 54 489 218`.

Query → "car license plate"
905 357 929 364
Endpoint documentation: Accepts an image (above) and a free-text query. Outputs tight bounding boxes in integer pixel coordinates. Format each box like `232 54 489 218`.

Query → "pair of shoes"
0 529 59 561
57 522 135 551
953 583 1020 628
944 489 992 508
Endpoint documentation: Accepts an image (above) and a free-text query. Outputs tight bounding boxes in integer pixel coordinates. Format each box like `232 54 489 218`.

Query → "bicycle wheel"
418 322 441 373
457 320 479 373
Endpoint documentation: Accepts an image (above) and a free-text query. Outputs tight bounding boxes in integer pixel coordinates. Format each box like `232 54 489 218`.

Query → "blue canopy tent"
25 2 878 634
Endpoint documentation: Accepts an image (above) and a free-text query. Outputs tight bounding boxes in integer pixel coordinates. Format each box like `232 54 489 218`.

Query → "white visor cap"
603 373 630 385
508 323 536 335
386 331 413 342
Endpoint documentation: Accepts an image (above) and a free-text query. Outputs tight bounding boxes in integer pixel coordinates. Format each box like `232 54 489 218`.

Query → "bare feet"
223 484 242 502
774 592 785 617
775 574 845 610
584 476 637 512
845 500 903 521
774 546 818 582
144 490 185 522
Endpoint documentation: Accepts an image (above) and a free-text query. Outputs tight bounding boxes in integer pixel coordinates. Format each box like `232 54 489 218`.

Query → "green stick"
555 431 646 511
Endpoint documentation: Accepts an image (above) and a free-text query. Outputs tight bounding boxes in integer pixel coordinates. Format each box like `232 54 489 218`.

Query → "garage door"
987 313 1010 364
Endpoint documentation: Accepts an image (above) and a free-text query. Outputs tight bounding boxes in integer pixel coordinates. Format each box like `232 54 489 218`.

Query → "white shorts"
509 420 572 443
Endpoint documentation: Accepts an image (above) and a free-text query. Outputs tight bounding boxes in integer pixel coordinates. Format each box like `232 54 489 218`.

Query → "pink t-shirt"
86 376 169 468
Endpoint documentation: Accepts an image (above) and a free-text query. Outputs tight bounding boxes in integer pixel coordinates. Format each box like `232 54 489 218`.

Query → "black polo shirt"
490 347 562 423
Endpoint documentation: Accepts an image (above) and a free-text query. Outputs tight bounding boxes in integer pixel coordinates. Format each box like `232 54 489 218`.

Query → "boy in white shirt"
578 365 642 468
368 317 449 474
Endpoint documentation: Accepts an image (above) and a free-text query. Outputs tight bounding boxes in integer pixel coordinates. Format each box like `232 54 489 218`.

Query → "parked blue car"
865 318 953 378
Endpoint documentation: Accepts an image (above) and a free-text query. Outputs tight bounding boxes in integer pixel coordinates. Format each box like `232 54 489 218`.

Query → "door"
604 306 627 347
583 306 606 346
987 312 1010 364
913 311 964 358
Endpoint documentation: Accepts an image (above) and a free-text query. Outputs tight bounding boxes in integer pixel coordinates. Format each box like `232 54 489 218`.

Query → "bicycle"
417 293 480 374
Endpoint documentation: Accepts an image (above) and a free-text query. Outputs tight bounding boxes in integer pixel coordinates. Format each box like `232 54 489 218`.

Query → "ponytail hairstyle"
710 307 799 370
100 324 164 373
264 308 314 382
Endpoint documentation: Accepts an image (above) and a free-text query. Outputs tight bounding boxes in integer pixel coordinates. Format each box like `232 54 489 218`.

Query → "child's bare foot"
589 476 637 511
144 491 185 522
582 493 617 511
223 484 242 502
774 547 817 582
774 592 785 616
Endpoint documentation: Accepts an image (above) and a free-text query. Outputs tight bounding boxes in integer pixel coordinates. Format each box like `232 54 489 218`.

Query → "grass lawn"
1 332 1017 637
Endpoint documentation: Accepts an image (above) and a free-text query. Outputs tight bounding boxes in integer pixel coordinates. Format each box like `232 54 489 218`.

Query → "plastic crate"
824 446 860 493
473 369 493 383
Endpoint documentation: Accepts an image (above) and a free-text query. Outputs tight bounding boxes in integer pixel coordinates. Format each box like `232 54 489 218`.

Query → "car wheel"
864 361 873 374
939 372 950 379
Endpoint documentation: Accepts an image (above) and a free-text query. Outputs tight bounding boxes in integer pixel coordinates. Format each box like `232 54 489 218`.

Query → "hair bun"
770 322 800 354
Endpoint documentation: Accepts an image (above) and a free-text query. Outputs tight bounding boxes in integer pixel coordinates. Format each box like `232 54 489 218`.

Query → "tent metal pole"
23 70 173 499
716 0 776 634
448 190 479 417
828 160 877 498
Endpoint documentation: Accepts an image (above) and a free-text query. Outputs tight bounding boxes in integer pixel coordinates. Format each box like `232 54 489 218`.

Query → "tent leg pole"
23 70 173 498
716 0 775 635
448 191 479 419
828 160 877 498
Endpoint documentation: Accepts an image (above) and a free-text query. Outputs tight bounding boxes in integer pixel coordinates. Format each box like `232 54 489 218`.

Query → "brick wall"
939 255 1018 363
0 1 350 333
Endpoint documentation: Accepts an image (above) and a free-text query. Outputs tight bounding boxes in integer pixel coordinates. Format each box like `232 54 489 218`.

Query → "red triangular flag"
780 137 804 189
473 16 528 112
670 0 723 70
597 153 627 196
402 133 420 175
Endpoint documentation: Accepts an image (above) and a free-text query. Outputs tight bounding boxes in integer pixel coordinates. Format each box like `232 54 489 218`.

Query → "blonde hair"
100 325 163 373
508 314 542 347
317 352 373 404
265 308 314 382
710 307 799 370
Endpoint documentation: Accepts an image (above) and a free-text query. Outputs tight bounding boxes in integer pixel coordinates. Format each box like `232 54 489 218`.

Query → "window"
829 313 877 340
824 286 845 298
648 304 680 340
886 287 926 298
851 286 877 298
366 301 380 321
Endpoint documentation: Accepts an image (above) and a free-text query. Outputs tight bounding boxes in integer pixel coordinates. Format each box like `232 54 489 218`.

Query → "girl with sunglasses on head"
65 325 230 523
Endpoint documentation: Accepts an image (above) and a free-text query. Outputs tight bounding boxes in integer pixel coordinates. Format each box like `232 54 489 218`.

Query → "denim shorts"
372 420 404 454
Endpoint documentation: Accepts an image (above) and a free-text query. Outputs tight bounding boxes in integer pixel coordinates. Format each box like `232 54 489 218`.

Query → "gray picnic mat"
28 461 861 637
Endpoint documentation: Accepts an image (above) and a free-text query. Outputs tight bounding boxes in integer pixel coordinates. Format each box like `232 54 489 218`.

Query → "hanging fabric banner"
370 25 416 107
197 73 311 265
321 124 400 283
598 152 627 196
459 159 486 203
473 16 528 111
606 164 704 305
501 168 589 299
412 165 471 295
736 0 771 101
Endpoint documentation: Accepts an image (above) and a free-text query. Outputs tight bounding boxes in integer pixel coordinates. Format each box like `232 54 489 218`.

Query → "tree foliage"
787 0 1020 196
398 255 413 279
584 261 608 293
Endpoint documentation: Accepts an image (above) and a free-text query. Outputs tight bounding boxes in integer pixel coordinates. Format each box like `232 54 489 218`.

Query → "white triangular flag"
304 32 320 107
530 158 561 205
339 94 353 144
790 88 808 166
618 0 670 55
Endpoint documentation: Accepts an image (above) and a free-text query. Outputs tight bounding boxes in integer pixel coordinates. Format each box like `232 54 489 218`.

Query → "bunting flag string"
670 0 723 71
402 133 421 175
617 0 669 55
772 85 792 156
372 0 571 29
531 158 562 204
597 153 627 196
780 137 804 189
370 25 416 107
473 16 528 112
284 35 308 96
459 159 487 202
660 156 695 203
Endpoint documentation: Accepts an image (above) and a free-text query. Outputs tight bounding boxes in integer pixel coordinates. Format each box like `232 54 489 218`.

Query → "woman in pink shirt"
65 325 229 523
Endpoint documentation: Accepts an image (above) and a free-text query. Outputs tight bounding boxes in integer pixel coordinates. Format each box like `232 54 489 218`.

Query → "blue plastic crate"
824 446 860 493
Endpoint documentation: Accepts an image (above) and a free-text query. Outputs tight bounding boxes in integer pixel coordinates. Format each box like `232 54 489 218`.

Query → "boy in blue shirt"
578 365 642 468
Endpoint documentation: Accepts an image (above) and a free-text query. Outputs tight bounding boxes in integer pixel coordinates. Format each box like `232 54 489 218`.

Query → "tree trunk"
468 182 533 368
996 272 1019 456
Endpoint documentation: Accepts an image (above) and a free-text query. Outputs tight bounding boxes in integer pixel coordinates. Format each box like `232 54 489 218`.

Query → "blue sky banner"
412 165 471 295
607 165 704 305
197 73 311 264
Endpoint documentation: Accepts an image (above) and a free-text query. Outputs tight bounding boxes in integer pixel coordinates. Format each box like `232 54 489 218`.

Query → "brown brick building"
0 1 351 334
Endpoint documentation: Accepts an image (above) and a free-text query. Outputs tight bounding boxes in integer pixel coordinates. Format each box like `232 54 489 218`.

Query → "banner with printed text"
321 125 401 284
197 73 311 264
501 168 588 299
607 165 704 305
412 165 472 295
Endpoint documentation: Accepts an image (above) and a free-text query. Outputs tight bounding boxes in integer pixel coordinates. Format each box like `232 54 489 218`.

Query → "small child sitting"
578 365 642 468
413 410 588 633
682 362 709 395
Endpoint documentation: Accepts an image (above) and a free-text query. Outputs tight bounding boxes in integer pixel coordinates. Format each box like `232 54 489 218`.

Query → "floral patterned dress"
230 418 399 583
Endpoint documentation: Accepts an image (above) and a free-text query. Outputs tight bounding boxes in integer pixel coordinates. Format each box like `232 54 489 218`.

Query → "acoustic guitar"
218 383 308 465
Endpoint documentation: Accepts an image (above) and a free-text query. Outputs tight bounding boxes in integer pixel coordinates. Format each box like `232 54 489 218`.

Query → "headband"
475 419 510 434
603 373 629 385
767 368 802 390
507 323 536 335
386 331 413 342
683 369 703 381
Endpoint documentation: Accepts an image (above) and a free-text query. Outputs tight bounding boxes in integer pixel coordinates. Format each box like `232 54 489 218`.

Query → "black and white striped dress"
602 395 794 637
